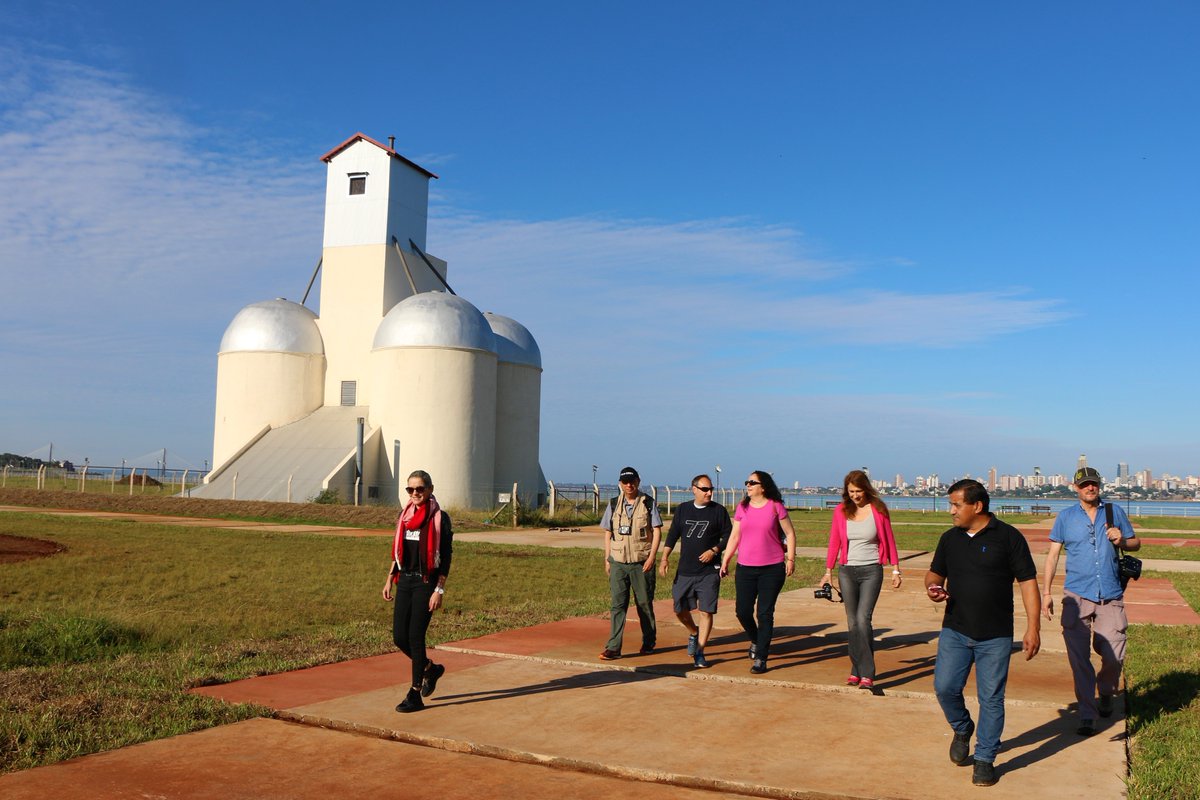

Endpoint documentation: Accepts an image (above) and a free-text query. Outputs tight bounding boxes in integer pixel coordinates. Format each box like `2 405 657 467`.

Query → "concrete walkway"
2 506 1196 798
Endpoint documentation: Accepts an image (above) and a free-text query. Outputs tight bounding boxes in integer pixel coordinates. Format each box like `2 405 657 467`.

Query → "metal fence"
0 465 208 494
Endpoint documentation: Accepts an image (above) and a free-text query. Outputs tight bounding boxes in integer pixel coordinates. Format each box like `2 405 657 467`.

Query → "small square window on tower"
348 173 367 195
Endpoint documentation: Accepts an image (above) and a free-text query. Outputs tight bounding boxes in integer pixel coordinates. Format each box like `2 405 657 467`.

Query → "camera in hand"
814 582 834 601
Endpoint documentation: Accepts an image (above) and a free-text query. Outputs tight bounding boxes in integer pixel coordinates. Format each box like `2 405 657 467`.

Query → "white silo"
484 312 543 506
371 292 497 509
212 299 326 471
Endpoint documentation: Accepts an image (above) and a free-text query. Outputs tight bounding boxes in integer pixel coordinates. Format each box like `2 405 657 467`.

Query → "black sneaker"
396 688 424 713
421 662 445 698
687 634 699 657
972 760 997 786
693 650 711 668
1098 694 1114 718
750 658 767 674
950 721 975 766
1077 719 1096 736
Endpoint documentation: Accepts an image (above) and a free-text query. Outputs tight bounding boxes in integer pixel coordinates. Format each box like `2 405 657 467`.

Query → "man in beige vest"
599 466 662 660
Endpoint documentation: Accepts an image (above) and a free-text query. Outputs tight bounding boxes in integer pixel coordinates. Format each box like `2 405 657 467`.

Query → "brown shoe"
599 649 621 660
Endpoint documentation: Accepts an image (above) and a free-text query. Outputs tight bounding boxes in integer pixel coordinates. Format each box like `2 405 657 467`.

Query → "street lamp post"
592 464 598 485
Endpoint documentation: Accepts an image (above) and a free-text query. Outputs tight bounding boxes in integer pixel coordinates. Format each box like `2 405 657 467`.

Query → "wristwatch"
434 586 445 595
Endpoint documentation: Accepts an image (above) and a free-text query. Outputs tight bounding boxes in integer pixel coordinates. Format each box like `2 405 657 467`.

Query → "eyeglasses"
745 480 761 487
405 486 428 495
693 485 714 492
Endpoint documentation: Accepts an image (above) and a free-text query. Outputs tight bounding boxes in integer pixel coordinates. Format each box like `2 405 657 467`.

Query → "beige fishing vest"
609 493 655 562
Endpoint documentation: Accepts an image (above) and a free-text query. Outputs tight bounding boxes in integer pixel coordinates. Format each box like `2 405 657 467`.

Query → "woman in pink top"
720 470 797 674
820 470 901 689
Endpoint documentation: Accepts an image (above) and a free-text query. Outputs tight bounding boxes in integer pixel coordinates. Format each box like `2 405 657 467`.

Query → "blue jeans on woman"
933 627 1013 764
838 563 883 680
734 562 787 660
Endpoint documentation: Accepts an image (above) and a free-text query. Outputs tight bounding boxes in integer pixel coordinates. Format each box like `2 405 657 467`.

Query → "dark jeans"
838 563 883 680
933 627 1012 764
734 562 787 659
393 573 435 688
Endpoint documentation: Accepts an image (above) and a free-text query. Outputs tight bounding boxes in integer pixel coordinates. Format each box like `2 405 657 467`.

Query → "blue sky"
1 2 1197 487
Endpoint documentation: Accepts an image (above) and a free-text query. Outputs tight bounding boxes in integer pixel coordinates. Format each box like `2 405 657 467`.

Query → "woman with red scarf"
381 469 453 713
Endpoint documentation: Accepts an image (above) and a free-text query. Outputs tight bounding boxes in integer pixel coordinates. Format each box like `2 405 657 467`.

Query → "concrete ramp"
191 406 366 502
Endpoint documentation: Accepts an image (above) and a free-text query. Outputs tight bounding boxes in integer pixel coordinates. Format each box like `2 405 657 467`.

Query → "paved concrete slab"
185 574 1132 799
0 718 763 800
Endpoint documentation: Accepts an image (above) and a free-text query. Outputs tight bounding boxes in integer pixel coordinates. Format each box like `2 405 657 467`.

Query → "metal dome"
219 298 324 355
484 312 542 368
373 291 497 352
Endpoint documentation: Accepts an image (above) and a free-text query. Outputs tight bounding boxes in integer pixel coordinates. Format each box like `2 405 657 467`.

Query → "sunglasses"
745 480 761 487
693 485 714 492
405 486 429 495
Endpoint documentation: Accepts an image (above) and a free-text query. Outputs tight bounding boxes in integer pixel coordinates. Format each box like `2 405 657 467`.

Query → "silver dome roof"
219 299 324 355
484 312 542 368
373 292 497 353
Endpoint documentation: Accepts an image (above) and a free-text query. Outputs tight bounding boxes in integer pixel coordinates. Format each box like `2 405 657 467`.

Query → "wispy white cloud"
0 46 323 329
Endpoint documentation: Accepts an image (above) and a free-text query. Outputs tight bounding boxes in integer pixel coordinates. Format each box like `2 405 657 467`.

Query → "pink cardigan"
825 504 899 569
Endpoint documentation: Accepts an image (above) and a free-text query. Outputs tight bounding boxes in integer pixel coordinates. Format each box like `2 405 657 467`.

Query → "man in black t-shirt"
925 479 1041 788
659 474 732 668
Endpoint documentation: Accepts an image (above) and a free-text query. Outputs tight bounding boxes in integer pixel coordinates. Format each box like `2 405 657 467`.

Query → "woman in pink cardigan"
820 470 901 689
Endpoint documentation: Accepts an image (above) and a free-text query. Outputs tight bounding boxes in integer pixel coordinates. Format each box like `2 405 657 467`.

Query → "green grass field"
1 509 1196 796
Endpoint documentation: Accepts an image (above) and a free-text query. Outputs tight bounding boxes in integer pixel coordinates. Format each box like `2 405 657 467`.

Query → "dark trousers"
393 574 435 688
734 562 787 659
838 563 884 680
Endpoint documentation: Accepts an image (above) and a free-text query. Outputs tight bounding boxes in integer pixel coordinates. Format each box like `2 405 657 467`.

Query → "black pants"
393 574 436 688
734 562 787 659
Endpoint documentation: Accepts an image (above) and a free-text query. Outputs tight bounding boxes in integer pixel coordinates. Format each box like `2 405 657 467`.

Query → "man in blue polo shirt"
925 479 1041 788
1041 466 1140 736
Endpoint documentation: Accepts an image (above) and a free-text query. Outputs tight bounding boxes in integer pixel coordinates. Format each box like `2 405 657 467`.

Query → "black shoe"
421 662 445 698
1098 694 1114 718
1077 719 1096 736
693 650 711 668
972 760 997 786
750 658 767 674
639 642 655 655
396 688 424 713
950 721 975 766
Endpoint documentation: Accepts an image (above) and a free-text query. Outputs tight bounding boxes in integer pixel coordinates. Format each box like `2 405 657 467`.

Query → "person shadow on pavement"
431 668 666 708
994 705 1122 776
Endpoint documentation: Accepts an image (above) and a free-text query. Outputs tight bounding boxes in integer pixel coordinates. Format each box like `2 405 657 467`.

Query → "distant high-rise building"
1077 454 1088 472
894 473 904 490
1118 462 1129 486
988 467 997 491
1139 469 1153 488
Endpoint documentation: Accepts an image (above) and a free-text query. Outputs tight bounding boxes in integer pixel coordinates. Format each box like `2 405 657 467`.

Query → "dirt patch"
0 533 66 564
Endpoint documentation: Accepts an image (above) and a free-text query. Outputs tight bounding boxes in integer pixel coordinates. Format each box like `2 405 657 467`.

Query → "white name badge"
405 529 421 541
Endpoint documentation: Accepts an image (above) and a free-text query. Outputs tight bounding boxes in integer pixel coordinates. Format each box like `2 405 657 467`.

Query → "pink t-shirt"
733 500 788 566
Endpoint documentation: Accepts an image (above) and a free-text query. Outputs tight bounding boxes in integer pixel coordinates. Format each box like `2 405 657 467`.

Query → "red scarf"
392 496 442 582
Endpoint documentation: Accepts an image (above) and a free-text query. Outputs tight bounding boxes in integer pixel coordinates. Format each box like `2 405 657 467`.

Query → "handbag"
1105 503 1142 588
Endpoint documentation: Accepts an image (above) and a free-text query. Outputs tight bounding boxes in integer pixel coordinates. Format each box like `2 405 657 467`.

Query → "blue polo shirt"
1049 501 1135 601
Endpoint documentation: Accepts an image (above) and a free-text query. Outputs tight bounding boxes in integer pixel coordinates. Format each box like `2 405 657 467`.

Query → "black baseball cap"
618 467 640 483
1073 467 1102 486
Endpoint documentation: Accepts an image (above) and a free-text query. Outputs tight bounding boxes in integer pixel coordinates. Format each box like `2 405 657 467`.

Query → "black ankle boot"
396 687 424 713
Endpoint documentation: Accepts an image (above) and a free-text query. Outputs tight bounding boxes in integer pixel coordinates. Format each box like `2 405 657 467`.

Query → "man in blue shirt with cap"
1041 466 1140 736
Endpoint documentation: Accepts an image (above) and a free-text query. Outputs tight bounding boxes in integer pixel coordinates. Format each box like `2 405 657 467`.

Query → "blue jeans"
838 564 883 680
933 627 1013 764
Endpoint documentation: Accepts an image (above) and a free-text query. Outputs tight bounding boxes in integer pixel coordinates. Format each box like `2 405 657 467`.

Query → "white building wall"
371 347 498 509
323 139 431 249
493 362 542 505
212 351 325 471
